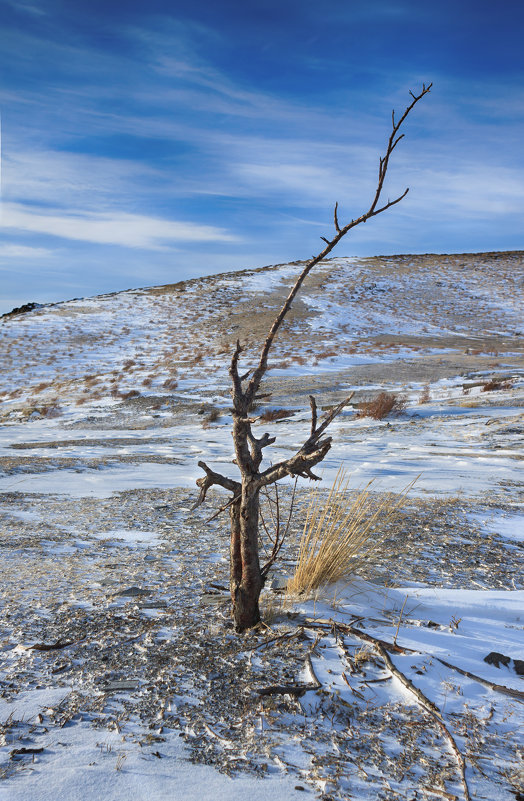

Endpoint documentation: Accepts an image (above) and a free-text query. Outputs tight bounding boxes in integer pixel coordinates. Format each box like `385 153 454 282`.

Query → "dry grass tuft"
419 384 431 404
482 379 512 392
356 391 406 420
202 407 221 427
258 408 297 423
287 469 411 596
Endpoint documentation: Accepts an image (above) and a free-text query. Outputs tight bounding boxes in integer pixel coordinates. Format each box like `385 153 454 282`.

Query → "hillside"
0 251 523 801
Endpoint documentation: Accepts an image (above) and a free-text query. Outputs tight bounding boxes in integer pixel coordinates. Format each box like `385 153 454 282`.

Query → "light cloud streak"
3 204 237 248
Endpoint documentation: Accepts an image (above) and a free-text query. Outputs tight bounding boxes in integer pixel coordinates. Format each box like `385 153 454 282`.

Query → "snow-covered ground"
0 252 523 800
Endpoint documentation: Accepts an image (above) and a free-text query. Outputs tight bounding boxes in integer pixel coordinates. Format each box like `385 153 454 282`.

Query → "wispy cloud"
2 203 238 248
0 243 52 259
3 148 169 210
1 0 45 15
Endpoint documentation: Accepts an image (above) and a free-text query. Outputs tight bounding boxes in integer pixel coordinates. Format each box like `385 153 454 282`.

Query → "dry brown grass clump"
287 469 410 595
419 385 431 404
482 379 512 392
356 391 406 420
202 407 221 427
258 408 296 423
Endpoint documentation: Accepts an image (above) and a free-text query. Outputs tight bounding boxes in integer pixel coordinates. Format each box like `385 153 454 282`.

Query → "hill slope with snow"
0 251 523 801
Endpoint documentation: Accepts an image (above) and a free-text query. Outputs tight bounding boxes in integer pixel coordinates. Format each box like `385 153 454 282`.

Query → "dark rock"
484 651 511 668
2 302 43 319
116 586 152 597
513 659 524 676
104 679 139 691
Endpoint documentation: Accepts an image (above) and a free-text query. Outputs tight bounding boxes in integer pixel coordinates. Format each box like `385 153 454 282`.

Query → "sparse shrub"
35 403 62 418
482 379 512 392
202 407 221 427
110 388 140 400
356 391 406 420
419 385 431 404
162 378 178 391
258 408 297 423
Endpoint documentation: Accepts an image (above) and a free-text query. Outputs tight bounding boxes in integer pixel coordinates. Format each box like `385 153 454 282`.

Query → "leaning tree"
194 84 432 631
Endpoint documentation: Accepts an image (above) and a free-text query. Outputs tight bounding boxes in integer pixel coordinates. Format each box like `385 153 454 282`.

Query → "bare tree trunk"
229 498 242 602
231 482 263 630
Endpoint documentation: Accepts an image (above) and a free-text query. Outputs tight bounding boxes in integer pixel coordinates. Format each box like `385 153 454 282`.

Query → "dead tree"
194 84 432 631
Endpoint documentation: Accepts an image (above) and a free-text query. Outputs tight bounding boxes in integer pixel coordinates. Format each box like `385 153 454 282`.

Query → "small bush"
111 389 140 400
259 408 296 422
356 392 406 420
33 403 62 419
482 379 512 392
162 378 178 391
419 385 431 404
202 407 221 427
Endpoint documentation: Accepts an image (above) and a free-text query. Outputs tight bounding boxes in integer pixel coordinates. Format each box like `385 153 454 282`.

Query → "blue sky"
1 0 523 313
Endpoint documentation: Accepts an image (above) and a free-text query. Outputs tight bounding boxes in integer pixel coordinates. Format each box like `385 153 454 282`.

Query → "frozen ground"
0 251 523 800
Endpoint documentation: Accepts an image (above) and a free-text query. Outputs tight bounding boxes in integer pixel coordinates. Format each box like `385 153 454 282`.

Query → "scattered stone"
139 599 168 609
484 651 511 668
104 680 140 691
270 576 289 592
513 659 524 676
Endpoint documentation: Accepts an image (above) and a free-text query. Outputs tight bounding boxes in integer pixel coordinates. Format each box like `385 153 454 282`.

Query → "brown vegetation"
258 408 297 422
357 391 406 420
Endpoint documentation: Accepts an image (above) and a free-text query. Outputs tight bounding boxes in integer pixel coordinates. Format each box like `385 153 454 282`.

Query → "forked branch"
193 461 241 508
258 393 354 487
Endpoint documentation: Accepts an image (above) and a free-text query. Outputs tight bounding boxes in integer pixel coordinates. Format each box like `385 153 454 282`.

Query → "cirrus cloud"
2 203 238 249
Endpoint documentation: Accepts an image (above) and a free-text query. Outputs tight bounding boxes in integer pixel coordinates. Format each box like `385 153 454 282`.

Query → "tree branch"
242 83 431 406
193 460 241 508
256 393 353 488
229 340 245 403
309 395 317 438
334 201 341 233
307 393 354 445
248 430 277 471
